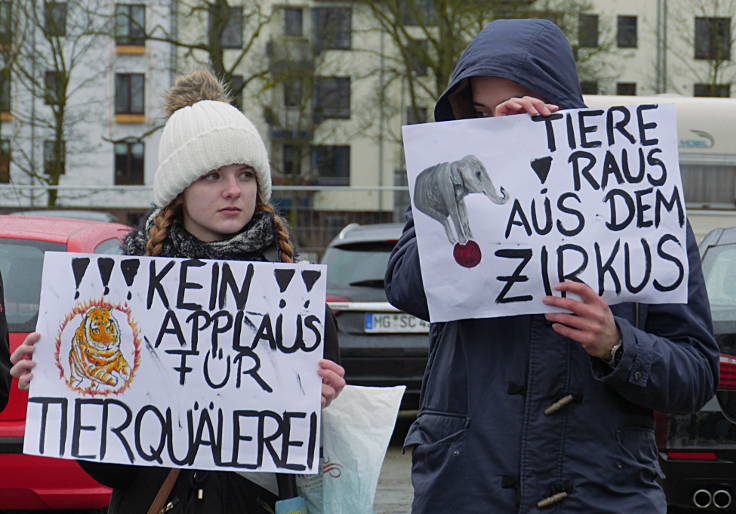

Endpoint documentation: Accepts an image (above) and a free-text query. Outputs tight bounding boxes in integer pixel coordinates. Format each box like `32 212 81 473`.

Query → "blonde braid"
145 198 183 256
258 203 295 263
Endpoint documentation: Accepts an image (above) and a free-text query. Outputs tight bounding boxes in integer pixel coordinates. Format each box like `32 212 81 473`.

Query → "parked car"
321 223 429 411
0 215 130 510
656 226 736 513
10 209 119 223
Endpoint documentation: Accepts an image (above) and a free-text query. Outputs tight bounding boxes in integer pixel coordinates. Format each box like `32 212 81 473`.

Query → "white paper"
403 103 688 322
24 252 326 474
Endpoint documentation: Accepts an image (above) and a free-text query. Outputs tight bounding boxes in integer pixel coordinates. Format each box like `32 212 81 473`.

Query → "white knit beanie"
153 73 271 207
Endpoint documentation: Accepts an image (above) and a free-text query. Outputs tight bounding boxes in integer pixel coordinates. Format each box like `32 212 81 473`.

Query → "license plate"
365 313 430 333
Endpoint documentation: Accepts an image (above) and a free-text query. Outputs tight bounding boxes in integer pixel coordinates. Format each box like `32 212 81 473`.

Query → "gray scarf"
122 208 279 261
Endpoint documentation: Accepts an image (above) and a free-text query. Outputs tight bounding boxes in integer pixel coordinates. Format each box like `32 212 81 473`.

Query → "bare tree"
262 4 377 234
357 0 615 132
5 0 109 206
134 0 272 102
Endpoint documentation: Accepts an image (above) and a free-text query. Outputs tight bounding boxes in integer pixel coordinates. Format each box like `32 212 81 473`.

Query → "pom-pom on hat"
153 70 271 207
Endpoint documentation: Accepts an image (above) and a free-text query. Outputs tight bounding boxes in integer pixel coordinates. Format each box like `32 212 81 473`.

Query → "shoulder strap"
147 468 181 514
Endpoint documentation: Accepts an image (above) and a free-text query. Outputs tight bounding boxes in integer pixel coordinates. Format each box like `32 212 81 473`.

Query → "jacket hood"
435 19 585 121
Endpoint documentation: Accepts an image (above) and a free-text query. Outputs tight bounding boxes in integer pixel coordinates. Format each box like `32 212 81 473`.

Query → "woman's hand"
318 359 346 408
542 282 620 360
495 96 559 117
10 332 41 391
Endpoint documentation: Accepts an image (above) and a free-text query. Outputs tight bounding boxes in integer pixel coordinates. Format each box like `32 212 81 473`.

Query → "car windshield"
322 243 394 290
0 239 65 332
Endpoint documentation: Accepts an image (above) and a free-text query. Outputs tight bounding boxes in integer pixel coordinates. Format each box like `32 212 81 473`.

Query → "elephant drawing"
413 154 509 245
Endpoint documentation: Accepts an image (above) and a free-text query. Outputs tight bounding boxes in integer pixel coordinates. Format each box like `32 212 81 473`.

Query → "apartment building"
0 1 733 242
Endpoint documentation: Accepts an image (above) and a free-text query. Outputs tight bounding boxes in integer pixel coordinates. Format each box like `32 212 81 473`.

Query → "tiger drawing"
69 306 131 388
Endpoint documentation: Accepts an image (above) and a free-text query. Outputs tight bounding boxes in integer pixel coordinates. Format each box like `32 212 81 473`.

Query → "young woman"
10 69 345 513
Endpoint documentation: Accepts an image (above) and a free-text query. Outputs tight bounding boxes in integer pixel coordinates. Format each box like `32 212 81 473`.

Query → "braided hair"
144 198 183 257
258 202 295 263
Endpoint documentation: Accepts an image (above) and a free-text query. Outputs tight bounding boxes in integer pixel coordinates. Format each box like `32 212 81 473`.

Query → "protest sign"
403 104 688 322
24 252 326 474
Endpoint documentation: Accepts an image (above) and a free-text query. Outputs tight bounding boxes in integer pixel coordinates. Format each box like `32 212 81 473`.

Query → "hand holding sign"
9 331 40 391
318 359 346 408
543 281 621 359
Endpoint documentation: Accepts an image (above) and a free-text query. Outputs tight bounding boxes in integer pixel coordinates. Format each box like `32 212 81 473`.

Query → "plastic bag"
296 385 406 514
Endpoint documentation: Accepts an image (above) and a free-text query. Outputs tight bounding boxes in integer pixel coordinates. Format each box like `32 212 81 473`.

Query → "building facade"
0 0 733 247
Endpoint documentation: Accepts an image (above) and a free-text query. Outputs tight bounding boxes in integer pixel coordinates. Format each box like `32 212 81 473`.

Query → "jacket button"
616 462 623 470
633 371 642 381
452 450 460 457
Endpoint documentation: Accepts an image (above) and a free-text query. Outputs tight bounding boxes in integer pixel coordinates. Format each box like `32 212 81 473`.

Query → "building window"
0 1 12 45
0 68 9 112
209 5 242 49
284 79 302 107
408 39 428 77
229 75 244 110
44 71 63 105
314 77 350 122
405 106 427 125
45 1 66 37
578 14 599 48
617 15 637 48
115 73 144 114
400 0 435 26
115 4 145 46
43 140 65 175
114 142 144 185
311 145 349 186
694 83 730 97
0 139 8 183
580 80 598 94
283 144 301 175
312 7 351 50
695 17 731 60
681 164 736 205
616 82 637 95
284 7 302 37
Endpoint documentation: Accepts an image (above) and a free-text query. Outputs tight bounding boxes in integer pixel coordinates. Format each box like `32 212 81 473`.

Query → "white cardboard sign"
403 104 688 322
24 252 326 474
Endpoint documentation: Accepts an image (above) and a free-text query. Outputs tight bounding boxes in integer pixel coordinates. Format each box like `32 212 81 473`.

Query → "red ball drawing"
453 240 482 268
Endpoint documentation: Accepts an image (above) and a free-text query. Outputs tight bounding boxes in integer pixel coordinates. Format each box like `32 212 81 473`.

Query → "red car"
0 215 130 510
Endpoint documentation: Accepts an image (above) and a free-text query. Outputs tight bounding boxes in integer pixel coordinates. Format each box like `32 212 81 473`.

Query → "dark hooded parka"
385 19 719 513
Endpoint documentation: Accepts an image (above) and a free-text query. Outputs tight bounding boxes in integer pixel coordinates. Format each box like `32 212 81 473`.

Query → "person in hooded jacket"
385 19 719 513
9 69 346 514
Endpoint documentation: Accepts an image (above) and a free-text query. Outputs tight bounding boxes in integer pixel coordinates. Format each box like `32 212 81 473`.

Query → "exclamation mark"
301 270 322 309
274 268 295 309
97 258 114 296
120 259 140 300
71 257 90 300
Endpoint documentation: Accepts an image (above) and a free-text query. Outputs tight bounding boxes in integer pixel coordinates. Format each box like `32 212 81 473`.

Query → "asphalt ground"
373 415 414 513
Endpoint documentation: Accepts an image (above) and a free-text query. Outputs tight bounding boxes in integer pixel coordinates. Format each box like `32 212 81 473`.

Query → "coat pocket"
615 427 665 484
403 411 470 500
